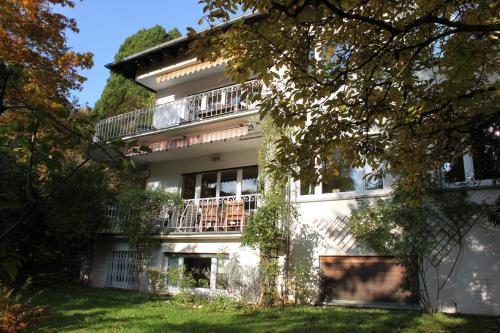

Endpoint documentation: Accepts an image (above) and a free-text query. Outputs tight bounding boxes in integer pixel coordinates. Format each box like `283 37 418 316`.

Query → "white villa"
89 20 500 316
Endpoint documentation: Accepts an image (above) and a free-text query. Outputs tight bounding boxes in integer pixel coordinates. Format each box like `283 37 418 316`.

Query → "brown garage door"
320 256 418 304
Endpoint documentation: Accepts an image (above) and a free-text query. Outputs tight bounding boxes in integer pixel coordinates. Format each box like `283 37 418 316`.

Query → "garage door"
320 256 418 304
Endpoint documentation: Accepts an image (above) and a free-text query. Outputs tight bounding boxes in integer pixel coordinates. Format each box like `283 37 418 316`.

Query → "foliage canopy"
190 0 499 197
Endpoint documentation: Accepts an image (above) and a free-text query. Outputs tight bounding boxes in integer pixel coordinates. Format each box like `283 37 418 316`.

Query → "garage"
319 255 418 304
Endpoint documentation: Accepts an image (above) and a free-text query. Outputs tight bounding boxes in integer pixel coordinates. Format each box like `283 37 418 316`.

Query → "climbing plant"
242 114 296 306
116 188 181 290
349 191 488 312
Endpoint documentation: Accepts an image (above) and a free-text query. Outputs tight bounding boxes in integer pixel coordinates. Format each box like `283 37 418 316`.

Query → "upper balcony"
95 81 259 142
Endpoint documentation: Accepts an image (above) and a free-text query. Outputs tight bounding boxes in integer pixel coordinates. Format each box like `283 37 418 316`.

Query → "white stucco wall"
146 148 258 193
292 185 500 316
424 188 500 316
90 237 259 291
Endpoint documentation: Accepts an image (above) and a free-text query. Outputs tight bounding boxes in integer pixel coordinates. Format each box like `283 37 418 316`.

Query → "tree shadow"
26 283 499 333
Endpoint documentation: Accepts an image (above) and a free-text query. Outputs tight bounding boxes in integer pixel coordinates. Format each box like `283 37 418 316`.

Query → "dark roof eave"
105 12 262 82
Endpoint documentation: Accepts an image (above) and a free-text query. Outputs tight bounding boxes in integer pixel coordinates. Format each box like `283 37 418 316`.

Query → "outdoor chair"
223 199 245 231
199 201 219 231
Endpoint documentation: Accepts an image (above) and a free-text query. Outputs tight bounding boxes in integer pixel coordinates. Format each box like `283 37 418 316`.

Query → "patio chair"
180 202 198 232
199 201 219 231
223 199 245 231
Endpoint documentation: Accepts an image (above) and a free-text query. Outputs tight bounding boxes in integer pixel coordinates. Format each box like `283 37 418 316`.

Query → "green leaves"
190 0 499 196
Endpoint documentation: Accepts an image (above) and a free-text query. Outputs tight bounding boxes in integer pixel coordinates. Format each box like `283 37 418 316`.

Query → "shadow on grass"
27 283 500 333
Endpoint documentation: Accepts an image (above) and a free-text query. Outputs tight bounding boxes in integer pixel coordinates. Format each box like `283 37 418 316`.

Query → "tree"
94 26 181 118
0 0 131 282
190 1 499 198
0 0 97 242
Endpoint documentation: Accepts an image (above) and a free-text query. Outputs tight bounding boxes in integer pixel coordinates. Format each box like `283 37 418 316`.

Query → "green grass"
25 283 499 333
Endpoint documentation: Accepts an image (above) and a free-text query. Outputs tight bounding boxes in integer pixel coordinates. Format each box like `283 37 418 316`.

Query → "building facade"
89 27 500 316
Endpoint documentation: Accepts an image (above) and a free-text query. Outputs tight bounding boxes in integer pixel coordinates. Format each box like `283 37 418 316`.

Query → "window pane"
322 168 356 193
300 181 315 195
216 258 229 290
184 257 211 288
443 158 466 183
220 170 237 197
166 256 181 287
182 174 196 199
472 129 500 181
201 172 217 198
242 166 258 195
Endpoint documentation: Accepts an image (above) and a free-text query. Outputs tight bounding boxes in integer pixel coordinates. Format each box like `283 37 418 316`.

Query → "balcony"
95 82 259 142
104 194 259 235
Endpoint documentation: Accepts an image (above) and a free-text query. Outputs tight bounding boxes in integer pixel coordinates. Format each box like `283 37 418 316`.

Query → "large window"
299 164 383 196
181 165 258 199
163 253 228 290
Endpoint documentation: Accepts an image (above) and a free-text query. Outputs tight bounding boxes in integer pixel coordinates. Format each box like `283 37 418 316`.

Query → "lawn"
25 283 499 333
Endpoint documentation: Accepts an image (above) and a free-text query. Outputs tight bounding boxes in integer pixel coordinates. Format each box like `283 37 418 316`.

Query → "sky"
58 1 209 108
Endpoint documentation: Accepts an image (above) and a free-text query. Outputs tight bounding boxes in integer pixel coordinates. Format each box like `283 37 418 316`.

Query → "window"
182 166 258 199
299 164 384 196
182 174 196 199
472 131 500 181
184 257 211 288
166 256 181 287
220 170 237 197
322 168 357 193
200 172 217 198
443 157 466 183
443 128 500 184
241 166 258 195
163 253 228 290
300 181 315 195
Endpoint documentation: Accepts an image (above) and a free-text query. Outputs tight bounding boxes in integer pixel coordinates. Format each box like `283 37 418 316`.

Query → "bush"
215 255 261 304
207 293 243 312
145 268 167 295
288 263 319 305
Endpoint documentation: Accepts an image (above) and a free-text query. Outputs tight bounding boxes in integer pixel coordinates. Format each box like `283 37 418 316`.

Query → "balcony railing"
104 194 259 234
95 81 260 142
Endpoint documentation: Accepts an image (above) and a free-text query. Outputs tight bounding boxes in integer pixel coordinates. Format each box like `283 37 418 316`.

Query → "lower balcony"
103 194 259 235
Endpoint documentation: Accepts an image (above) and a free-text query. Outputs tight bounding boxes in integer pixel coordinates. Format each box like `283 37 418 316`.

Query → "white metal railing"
95 81 260 142
103 194 259 234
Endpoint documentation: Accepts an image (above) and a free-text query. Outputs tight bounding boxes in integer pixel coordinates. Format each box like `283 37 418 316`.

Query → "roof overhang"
105 13 262 90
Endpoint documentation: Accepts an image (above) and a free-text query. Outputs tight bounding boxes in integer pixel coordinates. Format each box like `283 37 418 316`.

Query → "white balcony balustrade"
103 194 259 234
95 82 259 142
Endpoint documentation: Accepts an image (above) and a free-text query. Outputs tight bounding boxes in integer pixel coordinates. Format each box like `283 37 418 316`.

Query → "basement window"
163 253 228 290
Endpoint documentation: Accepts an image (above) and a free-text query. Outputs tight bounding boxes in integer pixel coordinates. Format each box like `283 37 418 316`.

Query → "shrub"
207 293 243 312
288 263 319 305
145 268 167 295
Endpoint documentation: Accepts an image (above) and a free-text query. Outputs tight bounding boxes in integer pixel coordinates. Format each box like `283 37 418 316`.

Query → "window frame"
181 165 258 199
297 164 386 199
162 253 229 292
442 152 499 188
